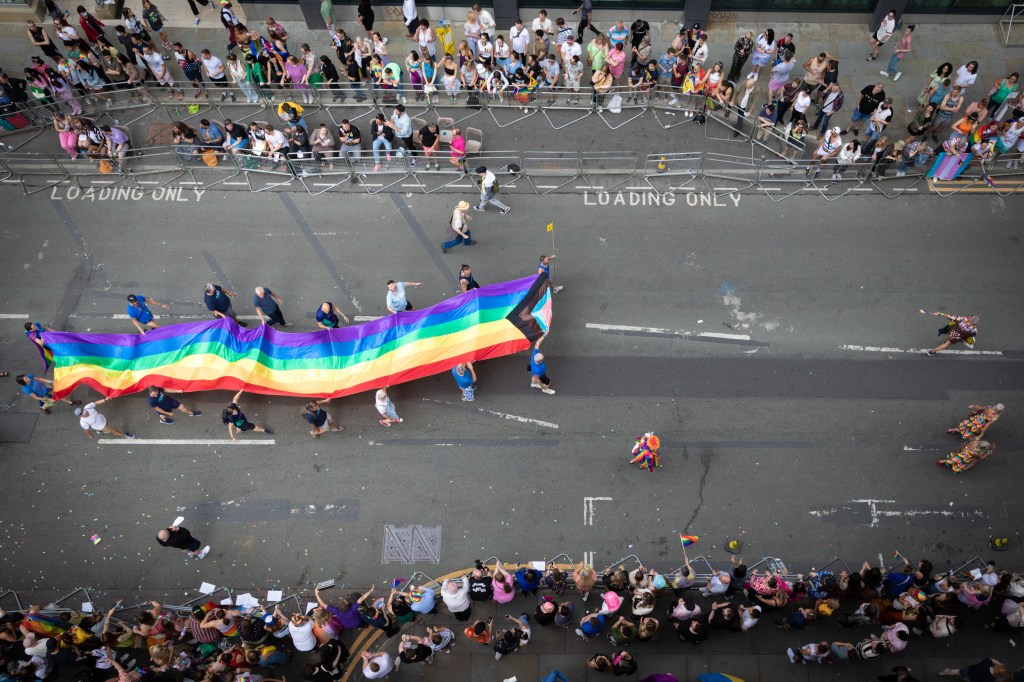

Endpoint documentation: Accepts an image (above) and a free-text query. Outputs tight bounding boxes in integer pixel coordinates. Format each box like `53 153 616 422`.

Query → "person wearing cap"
842 81 886 138
204 282 247 327
156 524 209 559
223 389 273 442
315 301 350 329
287 613 316 652
147 385 201 424
473 166 511 214
443 200 474 252
125 294 169 334
864 98 895 144
77 397 134 440
253 286 287 327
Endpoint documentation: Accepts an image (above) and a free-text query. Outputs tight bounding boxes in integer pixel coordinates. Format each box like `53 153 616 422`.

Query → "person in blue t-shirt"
451 362 477 401
514 566 541 596
127 293 170 334
529 334 555 395
204 283 248 327
315 301 351 329
147 385 202 425
16 374 81 413
304 398 342 437
536 254 564 293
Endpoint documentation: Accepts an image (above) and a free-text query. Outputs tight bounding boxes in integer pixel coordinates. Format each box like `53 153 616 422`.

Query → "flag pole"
547 222 556 285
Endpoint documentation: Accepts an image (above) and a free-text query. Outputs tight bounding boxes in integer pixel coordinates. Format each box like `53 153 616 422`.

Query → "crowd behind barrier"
2 548 1022 682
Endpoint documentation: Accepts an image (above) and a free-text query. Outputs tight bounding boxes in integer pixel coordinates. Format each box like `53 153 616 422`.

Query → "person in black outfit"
156 525 209 558
629 18 649 66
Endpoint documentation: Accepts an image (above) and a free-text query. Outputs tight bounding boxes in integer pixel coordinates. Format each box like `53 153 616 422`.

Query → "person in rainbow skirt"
629 433 661 472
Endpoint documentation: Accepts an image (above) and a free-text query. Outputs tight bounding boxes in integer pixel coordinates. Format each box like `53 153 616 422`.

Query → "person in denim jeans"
811 82 843 134
369 113 393 171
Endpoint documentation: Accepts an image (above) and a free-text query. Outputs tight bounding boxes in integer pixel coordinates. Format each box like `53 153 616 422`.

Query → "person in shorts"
222 389 273 442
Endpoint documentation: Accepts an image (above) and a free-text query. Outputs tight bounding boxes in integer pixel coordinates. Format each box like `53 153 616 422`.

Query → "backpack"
491 177 500 194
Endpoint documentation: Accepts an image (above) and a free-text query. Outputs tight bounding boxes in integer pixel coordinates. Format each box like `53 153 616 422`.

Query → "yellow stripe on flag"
546 222 554 232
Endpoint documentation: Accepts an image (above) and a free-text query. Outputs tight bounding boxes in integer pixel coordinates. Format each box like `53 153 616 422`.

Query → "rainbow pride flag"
48 274 553 400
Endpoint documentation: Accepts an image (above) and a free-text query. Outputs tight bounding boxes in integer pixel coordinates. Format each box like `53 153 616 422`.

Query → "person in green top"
987 72 1019 117
586 33 607 75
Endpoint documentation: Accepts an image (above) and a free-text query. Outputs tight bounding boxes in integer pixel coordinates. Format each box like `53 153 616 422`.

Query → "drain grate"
382 525 442 564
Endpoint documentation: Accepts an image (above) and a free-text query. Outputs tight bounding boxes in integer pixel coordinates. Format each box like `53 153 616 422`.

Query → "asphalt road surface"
0 186 1021 595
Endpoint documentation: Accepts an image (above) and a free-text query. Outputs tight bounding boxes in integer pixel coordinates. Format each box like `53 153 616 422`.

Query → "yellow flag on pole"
546 222 554 232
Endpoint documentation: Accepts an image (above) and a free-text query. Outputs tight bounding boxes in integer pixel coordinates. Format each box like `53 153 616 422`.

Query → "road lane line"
98 439 275 445
587 322 751 341
0 313 30 319
421 398 559 429
841 344 1003 356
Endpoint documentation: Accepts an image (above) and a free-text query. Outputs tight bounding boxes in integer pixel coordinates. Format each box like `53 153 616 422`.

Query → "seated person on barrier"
338 119 362 159
171 122 199 161
247 122 268 156
222 119 249 154
100 125 130 159
198 119 225 150
264 124 289 162
311 122 337 165
286 124 311 160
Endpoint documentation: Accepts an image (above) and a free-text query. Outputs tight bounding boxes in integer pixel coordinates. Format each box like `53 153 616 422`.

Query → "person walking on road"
947 403 1003 439
473 166 511 214
127 293 169 334
375 387 403 426
316 301 351 329
530 334 555 395
77 398 135 440
537 254 564 293
926 310 979 355
452 362 477 401
386 280 422 313
304 398 343 437
253 286 288 327
16 374 81 414
156 523 210 558
880 24 914 82
204 283 247 326
147 385 201 424
443 200 474 253
222 389 273 442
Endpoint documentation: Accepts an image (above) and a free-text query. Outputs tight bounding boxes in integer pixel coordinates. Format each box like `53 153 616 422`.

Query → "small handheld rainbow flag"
679 534 699 548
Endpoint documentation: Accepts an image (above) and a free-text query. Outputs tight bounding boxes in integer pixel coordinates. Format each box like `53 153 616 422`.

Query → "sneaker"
386 154 392 161
500 206 511 215
189 410 202 417
442 245 447 253
220 93 227 101
40 407 51 415
373 163 381 172
197 545 210 559
893 72 901 81
394 418 403 423
123 432 136 439
230 93 237 102
787 647 798 663
530 382 540 389
264 428 274 435
552 285 564 293
879 71 889 77
926 350 936 356
541 387 556 395
379 419 391 427
434 162 440 170
410 159 416 166
494 652 502 660
574 628 586 639
160 418 174 425
896 170 906 177
472 206 485 212
193 16 200 25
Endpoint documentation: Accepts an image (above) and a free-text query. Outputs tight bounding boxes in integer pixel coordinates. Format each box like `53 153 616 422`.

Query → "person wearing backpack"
222 390 274 443
473 166 510 214
811 82 843 134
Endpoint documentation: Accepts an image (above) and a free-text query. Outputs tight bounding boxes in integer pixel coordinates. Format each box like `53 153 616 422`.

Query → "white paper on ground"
305 601 318 614
220 598 233 605
530 561 546 571
503 677 518 682
970 568 983 579
266 590 283 603
235 593 260 608
199 582 216 594
81 602 94 613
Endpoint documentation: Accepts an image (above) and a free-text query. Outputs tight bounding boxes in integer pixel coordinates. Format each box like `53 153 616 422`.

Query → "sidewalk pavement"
2 10 1022 159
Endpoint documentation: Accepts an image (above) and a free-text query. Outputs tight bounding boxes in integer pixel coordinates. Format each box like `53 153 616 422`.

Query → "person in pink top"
492 561 517 604
606 42 626 83
449 126 467 173
282 55 312 103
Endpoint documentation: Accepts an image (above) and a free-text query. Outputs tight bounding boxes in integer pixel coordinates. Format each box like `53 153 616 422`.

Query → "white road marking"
903 446 922 451
354 315 382 322
809 498 987 528
841 344 1003 356
0 313 30 319
587 322 751 341
222 181 248 186
99 439 276 445
136 180 159 185
584 497 613 526
421 398 559 429
581 550 594 567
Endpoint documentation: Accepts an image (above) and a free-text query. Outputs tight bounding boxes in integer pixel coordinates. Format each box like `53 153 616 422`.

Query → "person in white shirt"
441 577 472 619
264 124 288 161
531 9 553 53
739 604 762 631
559 34 581 66
200 49 228 100
476 33 493 67
76 399 135 440
473 3 495 36
415 19 435 58
402 0 418 38
485 69 508 99
692 35 709 66
510 18 530 58
955 61 979 91
473 165 510 214
142 46 174 86
361 652 394 679
287 614 317 651
868 9 897 61
790 86 812 125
